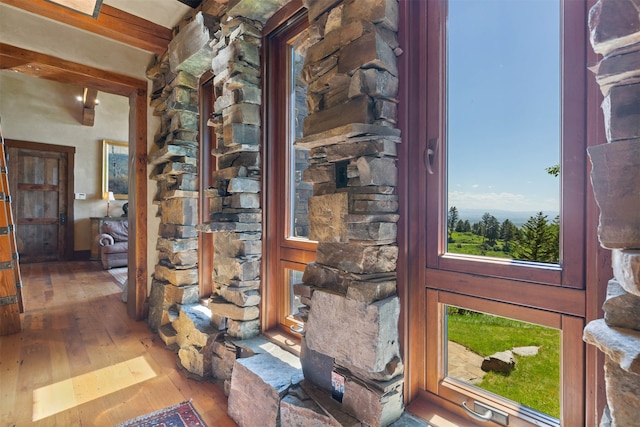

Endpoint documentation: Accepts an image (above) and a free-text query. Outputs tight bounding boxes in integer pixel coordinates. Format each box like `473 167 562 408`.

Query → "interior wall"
0 3 153 80
0 2 160 280
0 71 129 252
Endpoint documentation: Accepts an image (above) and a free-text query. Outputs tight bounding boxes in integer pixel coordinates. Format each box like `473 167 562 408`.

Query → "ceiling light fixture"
45 0 104 19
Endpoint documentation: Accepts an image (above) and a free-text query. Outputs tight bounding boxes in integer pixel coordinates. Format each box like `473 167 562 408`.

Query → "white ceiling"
103 0 192 29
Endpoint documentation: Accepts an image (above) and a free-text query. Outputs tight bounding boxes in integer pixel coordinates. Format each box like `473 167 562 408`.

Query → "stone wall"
583 0 640 425
201 13 265 341
145 3 225 377
290 0 405 425
144 1 405 425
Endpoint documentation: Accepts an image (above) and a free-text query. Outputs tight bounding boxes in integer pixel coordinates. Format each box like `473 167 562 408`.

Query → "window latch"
290 324 305 335
462 401 509 426
424 138 439 175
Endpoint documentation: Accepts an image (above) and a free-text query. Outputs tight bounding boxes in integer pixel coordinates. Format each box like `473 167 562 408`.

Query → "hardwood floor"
0 261 237 427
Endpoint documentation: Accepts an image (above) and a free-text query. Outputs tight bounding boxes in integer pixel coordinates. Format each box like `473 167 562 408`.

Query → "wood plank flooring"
0 261 237 427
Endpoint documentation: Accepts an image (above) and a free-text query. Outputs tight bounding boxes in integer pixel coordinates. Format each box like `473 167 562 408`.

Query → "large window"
445 0 560 266
264 9 315 338
198 72 216 298
402 0 591 425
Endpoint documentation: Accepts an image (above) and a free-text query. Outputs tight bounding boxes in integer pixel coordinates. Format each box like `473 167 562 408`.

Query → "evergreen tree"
484 214 500 245
500 219 516 242
463 220 471 232
512 212 559 263
447 206 459 242
472 221 483 236
455 219 465 232
547 215 560 262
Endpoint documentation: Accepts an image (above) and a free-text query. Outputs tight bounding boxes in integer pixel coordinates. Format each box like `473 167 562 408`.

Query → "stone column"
197 15 264 341
583 0 640 425
292 1 405 426
146 10 221 377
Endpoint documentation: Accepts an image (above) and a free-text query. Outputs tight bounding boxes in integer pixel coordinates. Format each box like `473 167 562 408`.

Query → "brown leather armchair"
95 220 128 269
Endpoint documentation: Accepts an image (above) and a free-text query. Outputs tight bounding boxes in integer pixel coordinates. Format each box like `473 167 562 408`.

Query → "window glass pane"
446 0 560 264
446 305 560 419
289 31 312 239
286 268 305 321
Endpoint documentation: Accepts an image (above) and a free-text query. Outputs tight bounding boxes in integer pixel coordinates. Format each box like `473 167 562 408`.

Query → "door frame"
0 43 148 320
5 139 75 262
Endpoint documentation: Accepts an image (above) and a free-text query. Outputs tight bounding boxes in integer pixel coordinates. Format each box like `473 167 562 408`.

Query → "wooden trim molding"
0 0 172 54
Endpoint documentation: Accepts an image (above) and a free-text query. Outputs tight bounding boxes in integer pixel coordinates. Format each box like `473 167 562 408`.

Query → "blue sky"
447 0 560 214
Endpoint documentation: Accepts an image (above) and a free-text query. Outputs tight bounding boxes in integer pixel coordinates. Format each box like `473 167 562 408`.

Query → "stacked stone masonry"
199 14 265 343
145 1 406 426
290 1 405 426
583 0 640 425
146 4 224 380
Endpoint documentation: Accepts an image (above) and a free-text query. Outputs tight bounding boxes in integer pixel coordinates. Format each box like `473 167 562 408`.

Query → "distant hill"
455 208 560 226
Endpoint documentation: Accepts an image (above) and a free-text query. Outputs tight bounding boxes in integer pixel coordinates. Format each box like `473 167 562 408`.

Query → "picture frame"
102 140 128 200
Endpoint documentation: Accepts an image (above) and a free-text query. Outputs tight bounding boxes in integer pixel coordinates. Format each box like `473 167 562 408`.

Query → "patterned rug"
116 401 206 427
107 267 127 289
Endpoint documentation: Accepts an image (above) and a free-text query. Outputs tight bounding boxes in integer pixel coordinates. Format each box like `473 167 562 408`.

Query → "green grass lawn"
448 310 560 419
447 231 513 259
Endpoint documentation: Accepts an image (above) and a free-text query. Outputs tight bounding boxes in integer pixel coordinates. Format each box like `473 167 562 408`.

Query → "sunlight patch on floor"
32 355 156 421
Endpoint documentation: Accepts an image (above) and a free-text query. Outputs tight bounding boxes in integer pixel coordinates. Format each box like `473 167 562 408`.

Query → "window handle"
425 138 439 175
290 324 305 335
462 401 493 422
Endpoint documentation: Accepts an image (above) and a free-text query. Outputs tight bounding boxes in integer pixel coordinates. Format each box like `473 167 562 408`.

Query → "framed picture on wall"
102 140 128 200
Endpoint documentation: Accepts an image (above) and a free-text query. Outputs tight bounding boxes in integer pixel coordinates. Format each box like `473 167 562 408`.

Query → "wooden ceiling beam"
0 43 146 97
0 0 173 54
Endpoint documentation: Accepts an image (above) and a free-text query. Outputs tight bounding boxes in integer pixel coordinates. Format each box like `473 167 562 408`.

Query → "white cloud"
448 191 558 212
471 184 480 188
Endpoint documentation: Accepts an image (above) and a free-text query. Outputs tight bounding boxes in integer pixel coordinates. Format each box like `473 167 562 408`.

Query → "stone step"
171 303 219 378
158 323 178 348
227 337 304 427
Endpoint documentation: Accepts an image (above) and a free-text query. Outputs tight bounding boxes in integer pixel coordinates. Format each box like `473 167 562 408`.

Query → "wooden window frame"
398 0 604 425
263 3 315 339
425 290 585 427
198 71 215 299
425 0 587 290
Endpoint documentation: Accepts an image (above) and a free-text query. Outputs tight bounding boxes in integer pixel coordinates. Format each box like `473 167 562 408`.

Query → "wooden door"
6 141 74 263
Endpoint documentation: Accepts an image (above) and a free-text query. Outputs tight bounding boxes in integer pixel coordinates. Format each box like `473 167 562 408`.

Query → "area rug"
116 400 207 427
107 267 127 289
